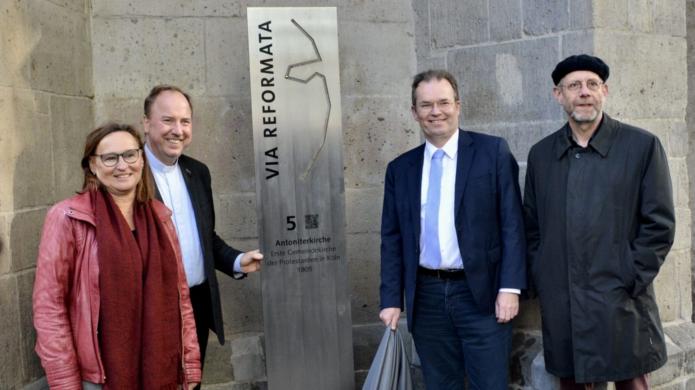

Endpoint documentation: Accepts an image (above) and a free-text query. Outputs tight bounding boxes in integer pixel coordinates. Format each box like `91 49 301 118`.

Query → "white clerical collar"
425 129 459 160
145 143 177 174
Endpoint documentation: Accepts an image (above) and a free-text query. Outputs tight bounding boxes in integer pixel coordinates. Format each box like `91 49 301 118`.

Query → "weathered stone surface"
664 322 695 355
44 0 86 13
345 187 383 234
412 0 431 65
0 2 20 88
0 275 21 387
204 382 268 390
530 352 560 389
652 339 684 385
656 382 687 390
0 88 14 213
515 298 542 330
510 329 543 388
449 37 561 126
490 0 522 41
342 96 420 189
561 30 595 59
203 339 234 384
594 32 686 120
627 0 653 32
593 0 628 29
523 0 569 35
430 0 487 47
416 55 447 73
10 209 48 272
186 96 255 194
465 119 565 163
339 21 415 97
230 333 266 382
673 208 692 252
50 96 93 201
205 18 250 98
217 193 257 240
338 0 412 23
518 162 527 193
0 215 8 276
238 0 413 22
668 249 693 320
671 158 690 209
93 97 141 127
92 0 241 17
654 248 678 321
628 119 687 158
652 0 686 37
569 0 593 30
92 17 206 98
347 233 381 324
217 243 264 334
12 89 54 209
20 0 92 96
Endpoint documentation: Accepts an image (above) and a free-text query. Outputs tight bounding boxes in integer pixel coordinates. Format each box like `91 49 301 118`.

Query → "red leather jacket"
32 192 202 389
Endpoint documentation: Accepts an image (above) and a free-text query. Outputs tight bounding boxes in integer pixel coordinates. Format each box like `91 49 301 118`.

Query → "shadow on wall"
4 2 53 387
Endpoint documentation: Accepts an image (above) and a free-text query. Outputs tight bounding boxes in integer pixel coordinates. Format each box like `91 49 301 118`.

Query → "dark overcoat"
523 114 675 383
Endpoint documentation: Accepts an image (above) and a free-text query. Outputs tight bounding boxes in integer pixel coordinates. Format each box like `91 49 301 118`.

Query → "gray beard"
570 108 600 123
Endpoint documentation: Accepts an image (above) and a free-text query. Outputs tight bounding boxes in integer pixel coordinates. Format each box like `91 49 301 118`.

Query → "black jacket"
157 154 243 345
523 115 675 382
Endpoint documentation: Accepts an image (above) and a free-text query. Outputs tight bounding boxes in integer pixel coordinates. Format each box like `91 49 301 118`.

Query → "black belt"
418 266 466 280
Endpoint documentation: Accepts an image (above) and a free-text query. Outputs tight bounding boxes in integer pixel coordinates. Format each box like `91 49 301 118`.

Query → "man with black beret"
524 54 675 389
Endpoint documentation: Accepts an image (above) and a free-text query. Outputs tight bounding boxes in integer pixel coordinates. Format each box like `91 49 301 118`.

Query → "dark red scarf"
94 189 181 389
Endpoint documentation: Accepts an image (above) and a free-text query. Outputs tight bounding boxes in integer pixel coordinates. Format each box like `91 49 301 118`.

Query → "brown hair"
143 85 193 118
411 69 461 107
80 122 155 203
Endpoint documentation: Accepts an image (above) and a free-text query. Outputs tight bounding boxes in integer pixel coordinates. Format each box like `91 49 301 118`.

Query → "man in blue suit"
379 70 526 389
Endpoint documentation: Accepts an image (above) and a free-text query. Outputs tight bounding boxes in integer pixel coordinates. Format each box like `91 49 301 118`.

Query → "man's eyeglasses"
558 79 604 92
94 149 142 167
416 100 456 112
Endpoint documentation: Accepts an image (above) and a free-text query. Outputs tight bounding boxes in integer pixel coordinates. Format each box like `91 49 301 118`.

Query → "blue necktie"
422 149 444 269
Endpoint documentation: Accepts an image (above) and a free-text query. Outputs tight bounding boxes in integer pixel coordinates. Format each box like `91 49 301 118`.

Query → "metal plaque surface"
247 7 354 390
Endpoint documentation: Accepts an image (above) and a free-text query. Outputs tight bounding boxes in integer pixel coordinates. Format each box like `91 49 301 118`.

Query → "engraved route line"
284 18 331 181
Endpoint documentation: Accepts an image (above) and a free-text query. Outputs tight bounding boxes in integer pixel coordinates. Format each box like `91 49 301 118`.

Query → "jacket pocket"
615 242 637 292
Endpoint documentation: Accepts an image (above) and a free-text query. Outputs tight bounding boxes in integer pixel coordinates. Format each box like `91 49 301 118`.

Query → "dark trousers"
189 281 212 389
560 375 650 390
411 273 511 390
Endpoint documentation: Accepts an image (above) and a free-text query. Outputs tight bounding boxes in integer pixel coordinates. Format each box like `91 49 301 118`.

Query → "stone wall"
688 0 695 325
0 0 94 388
4 0 694 388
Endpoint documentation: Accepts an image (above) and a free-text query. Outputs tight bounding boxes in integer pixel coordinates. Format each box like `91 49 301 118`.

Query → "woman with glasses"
32 123 201 389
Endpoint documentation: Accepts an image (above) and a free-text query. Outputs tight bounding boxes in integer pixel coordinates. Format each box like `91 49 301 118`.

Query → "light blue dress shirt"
419 131 519 294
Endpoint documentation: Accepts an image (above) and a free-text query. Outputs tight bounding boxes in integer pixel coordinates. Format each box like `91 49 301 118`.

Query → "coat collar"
151 154 194 201
554 114 618 159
